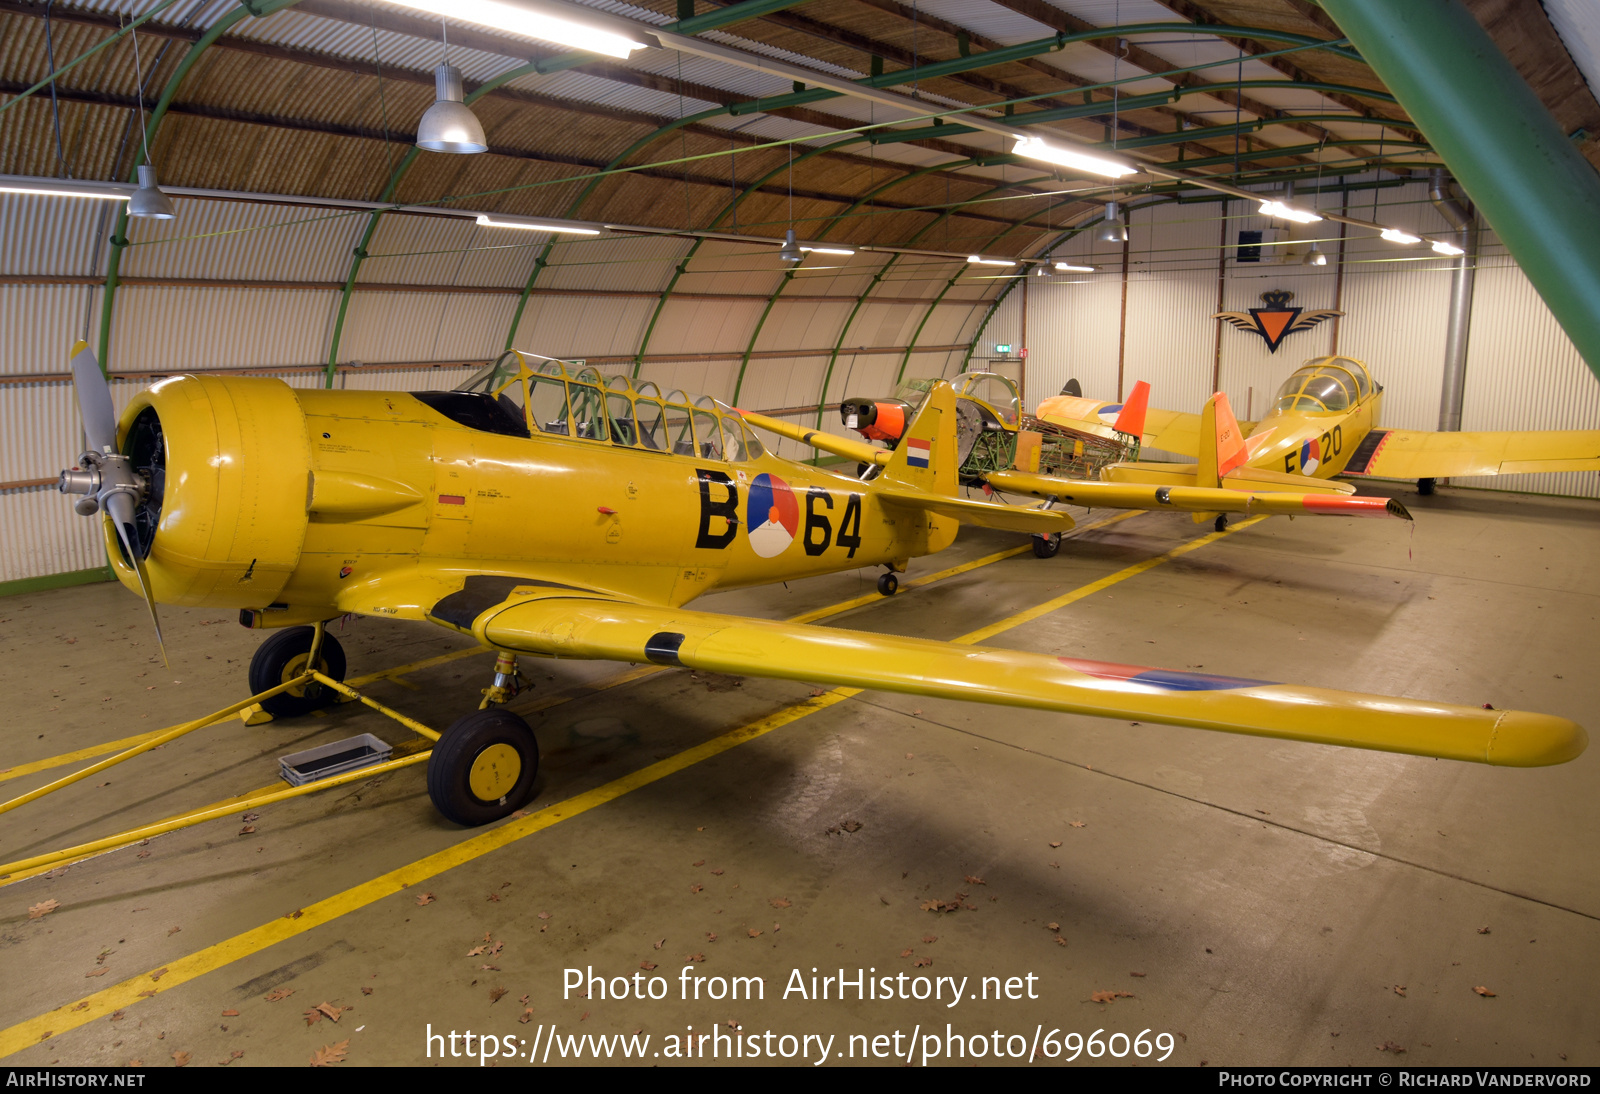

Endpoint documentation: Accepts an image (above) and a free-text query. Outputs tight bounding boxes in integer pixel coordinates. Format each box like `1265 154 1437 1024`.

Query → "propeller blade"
69 340 118 455
104 490 168 668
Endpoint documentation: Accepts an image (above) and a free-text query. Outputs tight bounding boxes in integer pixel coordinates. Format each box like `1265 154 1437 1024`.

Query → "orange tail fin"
1196 391 1249 488
1112 381 1149 438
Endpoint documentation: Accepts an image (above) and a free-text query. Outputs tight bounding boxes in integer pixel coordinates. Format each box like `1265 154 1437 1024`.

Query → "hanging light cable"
126 18 173 220
779 142 801 263
417 20 487 154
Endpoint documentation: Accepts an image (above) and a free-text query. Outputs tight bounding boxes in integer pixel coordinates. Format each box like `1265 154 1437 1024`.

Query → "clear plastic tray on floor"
279 733 393 787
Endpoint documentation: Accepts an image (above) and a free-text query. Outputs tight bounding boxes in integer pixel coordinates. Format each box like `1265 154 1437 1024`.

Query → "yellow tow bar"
0 671 438 883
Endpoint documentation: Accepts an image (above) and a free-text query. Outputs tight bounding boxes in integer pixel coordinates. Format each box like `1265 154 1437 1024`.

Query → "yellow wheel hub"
280 651 327 699
468 743 522 802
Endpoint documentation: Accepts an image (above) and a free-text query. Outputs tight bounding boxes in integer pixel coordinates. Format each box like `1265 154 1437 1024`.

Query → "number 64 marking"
804 489 864 557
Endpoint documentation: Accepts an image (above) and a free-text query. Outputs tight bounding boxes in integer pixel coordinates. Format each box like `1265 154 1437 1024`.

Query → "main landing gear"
1031 532 1062 558
1214 514 1229 533
247 623 347 718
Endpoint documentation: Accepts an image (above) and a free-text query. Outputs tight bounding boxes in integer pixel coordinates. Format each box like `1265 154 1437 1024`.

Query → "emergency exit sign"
995 344 1012 354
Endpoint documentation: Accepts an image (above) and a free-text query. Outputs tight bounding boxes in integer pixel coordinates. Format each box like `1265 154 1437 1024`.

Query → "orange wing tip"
1486 711 1587 766
1299 495 1413 520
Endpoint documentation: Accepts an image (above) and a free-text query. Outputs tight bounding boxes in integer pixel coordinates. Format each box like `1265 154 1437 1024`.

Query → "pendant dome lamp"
418 62 487 154
127 164 175 220
1099 201 1128 244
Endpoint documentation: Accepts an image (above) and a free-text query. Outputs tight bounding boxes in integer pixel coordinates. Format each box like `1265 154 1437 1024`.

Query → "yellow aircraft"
1036 356 1600 504
55 344 1585 827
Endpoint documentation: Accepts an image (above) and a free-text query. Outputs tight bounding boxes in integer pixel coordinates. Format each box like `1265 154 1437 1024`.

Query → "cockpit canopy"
443 350 766 462
1271 356 1374 414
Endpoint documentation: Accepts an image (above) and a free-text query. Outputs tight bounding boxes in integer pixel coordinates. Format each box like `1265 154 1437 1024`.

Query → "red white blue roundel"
1096 403 1124 426
1299 436 1322 474
747 473 800 557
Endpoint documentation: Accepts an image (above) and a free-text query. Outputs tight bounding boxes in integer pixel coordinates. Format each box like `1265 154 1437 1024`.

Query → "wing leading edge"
426 583 1584 767
1344 428 1600 479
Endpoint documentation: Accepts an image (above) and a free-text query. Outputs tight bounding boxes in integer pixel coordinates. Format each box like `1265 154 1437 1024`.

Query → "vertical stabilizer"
1113 380 1150 438
877 382 958 496
1196 392 1248 488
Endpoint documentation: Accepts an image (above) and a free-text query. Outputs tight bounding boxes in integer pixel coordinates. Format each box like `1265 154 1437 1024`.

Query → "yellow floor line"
0 510 1260 1058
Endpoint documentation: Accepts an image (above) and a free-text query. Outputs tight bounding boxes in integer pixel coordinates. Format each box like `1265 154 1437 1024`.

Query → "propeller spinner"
57 342 169 665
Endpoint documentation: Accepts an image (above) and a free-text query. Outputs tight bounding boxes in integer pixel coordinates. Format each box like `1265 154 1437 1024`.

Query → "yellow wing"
419 580 1582 766
1345 428 1600 479
987 469 1410 519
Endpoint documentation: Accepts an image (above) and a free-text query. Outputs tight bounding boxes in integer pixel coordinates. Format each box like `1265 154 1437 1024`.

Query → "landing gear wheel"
1214 514 1229 533
247 626 347 718
427 708 540 826
1417 477 1436 496
877 572 899 597
1032 532 1062 558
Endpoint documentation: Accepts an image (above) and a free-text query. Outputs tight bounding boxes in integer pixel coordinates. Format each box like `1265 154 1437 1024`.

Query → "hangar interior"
1 0 1598 1069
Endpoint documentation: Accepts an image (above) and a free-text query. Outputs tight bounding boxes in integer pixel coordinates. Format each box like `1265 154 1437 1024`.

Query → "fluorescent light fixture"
800 245 854 256
1011 135 1135 179
1258 200 1322 224
476 214 600 234
1055 262 1096 272
381 0 647 58
0 180 128 201
1431 239 1465 256
1380 227 1422 244
967 256 1016 266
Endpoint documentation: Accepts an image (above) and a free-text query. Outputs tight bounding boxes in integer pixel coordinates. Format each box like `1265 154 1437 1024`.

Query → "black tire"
427 709 540 826
1214 514 1229 533
247 626 347 718
877 572 899 597
1418 477 1436 496
1032 532 1061 558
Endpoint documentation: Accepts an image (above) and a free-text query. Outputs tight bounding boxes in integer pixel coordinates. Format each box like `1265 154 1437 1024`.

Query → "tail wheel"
247 626 347 718
1214 514 1229 533
877 572 899 597
427 709 540 827
1032 532 1062 558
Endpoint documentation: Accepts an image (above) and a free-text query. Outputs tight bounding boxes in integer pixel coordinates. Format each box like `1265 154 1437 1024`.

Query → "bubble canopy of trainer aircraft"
446 350 765 461
1271 357 1375 415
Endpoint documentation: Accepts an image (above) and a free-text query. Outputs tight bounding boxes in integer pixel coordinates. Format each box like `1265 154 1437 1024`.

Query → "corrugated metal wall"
990 184 1598 498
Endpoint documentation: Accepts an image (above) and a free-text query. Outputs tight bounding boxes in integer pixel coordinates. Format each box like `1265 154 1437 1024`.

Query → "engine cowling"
106 374 312 608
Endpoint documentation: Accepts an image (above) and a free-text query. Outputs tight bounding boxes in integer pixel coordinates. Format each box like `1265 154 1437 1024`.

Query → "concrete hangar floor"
0 483 1596 1069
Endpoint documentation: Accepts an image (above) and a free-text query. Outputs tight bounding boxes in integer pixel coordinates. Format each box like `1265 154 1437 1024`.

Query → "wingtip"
1487 711 1588 766
70 340 90 358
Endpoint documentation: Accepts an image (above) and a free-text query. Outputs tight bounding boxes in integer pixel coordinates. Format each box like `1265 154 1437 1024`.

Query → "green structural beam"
1318 0 1600 382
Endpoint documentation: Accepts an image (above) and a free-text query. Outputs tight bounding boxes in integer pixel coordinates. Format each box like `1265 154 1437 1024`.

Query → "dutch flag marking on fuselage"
906 437 931 468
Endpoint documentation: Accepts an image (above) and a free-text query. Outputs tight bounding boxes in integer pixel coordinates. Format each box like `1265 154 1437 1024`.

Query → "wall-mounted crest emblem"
1215 290 1343 353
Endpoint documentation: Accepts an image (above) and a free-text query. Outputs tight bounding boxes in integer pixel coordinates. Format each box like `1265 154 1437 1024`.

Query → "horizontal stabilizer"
988 470 1406 519
876 487 1074 534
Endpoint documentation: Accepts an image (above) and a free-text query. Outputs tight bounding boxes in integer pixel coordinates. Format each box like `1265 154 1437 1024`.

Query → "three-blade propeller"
57 342 168 666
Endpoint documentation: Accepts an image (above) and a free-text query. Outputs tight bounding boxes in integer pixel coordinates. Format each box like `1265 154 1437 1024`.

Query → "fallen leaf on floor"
920 898 960 914
537 912 551 920
467 946 486 957
1049 841 1062 848
361 987 373 996
770 898 791 909
519 1010 533 1025
748 929 762 938
487 893 501 903
1089 990 1134 1004
900 948 914 958
640 961 658 972
510 810 530 819
239 825 255 835
221 1009 239 1017
480 964 500 971
489 987 507 1004
1048 862 1060 869
27 900 59 920
686 952 706 963
690 884 703 893
809 689 826 697
488 942 503 956
172 1051 190 1068
653 938 665 950
85 969 109 978
905 753 914 760
840 820 862 833
711 869 724 876
109 1010 124 1021
303 1009 323 1027
1070 821 1086 828
1378 1041 1405 1054
912 709 922 715
310 1040 349 1067
707 932 718 943
1477 926 1491 935
284 910 303 920
1130 972 1146 978
922 935 938 944
1473 986 1496 997
692 860 705 867
1393 985 1406 997
964 876 985 885
415 893 435 906
126 1061 140 1068
1046 922 1060 932
242 813 260 822
914 957 933 968
219 1051 245 1065
136 991 156 999
167 926 180 936
1055 937 1069 947
265 989 294 1002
